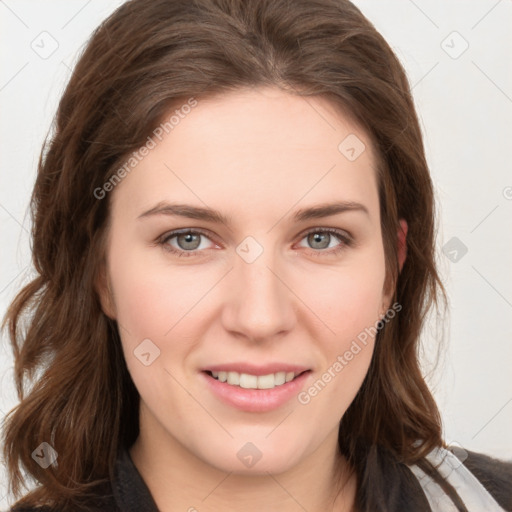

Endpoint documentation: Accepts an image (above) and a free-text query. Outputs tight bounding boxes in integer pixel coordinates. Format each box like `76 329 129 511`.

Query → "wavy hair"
2 0 448 509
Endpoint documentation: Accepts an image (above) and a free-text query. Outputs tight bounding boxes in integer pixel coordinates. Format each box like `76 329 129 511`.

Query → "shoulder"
408 445 512 511
9 501 119 512
9 499 119 512
8 481 119 512
462 448 512 510
8 447 148 512
9 508 53 512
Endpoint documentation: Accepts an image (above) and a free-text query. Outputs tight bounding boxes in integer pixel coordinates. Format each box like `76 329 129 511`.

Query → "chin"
196 438 305 475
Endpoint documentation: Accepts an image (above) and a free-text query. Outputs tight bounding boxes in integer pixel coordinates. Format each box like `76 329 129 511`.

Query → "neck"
129 409 357 512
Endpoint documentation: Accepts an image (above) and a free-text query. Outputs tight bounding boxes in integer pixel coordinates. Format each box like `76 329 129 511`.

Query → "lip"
201 369 312 412
202 362 311 376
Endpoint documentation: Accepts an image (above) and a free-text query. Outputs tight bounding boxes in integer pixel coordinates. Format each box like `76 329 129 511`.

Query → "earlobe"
397 218 408 272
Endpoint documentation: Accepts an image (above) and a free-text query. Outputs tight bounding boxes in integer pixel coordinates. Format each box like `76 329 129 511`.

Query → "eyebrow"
137 200 369 225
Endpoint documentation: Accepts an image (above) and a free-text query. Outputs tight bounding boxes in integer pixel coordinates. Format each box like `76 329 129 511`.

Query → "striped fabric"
408 446 507 511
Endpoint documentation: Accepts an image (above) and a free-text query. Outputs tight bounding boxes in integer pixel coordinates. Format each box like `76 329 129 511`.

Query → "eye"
297 228 353 256
157 227 353 258
158 229 217 257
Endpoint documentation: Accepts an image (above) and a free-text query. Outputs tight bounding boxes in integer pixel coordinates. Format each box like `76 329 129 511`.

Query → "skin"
97 86 407 512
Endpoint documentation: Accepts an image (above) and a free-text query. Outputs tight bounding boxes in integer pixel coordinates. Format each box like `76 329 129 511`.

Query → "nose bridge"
223 235 295 340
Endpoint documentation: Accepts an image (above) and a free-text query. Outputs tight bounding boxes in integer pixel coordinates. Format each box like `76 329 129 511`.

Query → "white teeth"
274 372 286 385
209 370 303 389
239 373 258 389
256 373 275 389
227 372 240 385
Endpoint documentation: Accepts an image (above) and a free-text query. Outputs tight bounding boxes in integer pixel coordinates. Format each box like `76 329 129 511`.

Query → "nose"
221 246 296 343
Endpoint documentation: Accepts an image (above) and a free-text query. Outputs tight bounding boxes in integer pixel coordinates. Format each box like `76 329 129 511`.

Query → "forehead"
110 87 380 224
163 87 375 163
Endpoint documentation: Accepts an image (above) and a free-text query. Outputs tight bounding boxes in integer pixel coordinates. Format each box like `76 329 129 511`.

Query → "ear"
95 260 117 320
397 218 408 272
380 219 408 317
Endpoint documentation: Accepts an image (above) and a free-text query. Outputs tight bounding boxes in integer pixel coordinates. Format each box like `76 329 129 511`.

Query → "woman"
2 0 511 511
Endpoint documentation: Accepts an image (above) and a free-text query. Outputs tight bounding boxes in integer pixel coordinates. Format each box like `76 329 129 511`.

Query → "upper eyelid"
160 227 219 245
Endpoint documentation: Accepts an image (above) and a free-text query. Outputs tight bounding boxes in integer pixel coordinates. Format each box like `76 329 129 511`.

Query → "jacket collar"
112 447 159 511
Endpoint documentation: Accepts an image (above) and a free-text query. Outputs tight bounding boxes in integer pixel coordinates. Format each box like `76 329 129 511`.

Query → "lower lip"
201 371 312 413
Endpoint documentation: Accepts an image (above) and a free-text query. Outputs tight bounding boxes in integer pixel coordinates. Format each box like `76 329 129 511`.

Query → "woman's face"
99 86 398 474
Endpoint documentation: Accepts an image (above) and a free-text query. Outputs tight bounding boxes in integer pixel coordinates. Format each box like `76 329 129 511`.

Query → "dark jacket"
9 446 512 511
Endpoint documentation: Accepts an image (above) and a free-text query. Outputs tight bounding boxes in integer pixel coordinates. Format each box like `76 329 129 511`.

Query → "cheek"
299 249 386 395
304 251 386 337
107 242 208 341
106 248 202 400
297 269 383 415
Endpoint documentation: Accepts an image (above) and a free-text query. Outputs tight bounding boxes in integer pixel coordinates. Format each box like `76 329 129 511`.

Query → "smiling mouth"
204 369 310 390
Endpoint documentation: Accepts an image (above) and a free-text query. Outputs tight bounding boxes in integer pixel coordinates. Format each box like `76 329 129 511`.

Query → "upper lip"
202 363 311 376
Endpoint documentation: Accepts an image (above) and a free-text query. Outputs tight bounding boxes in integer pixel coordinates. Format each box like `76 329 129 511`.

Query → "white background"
1 0 511 508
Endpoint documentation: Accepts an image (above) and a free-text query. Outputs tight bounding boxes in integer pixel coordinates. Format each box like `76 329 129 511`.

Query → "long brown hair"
2 0 448 509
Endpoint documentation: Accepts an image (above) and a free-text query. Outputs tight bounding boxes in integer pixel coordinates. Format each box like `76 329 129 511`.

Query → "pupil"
179 233 200 250
309 232 329 249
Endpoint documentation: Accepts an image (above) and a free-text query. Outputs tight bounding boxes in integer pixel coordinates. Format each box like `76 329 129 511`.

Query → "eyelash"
156 227 353 258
